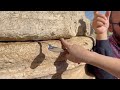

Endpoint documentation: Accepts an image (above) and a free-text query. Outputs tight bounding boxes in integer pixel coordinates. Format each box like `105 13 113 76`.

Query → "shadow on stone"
51 51 68 79
30 42 45 69
77 19 87 36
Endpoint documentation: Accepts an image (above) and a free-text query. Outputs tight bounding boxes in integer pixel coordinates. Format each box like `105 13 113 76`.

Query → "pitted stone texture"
0 11 91 41
0 36 93 79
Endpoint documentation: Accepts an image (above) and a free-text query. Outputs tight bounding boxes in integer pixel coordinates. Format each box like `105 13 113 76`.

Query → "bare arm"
61 38 120 78
85 51 120 78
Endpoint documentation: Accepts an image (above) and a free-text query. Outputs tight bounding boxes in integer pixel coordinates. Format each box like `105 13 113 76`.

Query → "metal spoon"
42 42 64 53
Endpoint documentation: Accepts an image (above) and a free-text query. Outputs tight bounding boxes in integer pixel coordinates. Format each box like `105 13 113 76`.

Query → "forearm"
84 51 120 78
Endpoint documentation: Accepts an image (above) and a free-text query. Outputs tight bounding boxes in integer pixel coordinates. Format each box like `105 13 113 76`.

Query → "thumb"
60 38 70 50
105 11 111 20
94 11 99 17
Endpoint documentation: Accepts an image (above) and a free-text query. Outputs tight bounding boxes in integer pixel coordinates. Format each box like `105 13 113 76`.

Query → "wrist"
78 50 93 63
96 33 108 40
84 51 97 64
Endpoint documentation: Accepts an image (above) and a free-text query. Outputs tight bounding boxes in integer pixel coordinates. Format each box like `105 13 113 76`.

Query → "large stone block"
0 11 91 41
0 36 93 79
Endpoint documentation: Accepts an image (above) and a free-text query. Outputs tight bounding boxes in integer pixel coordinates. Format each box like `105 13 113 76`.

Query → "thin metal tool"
42 42 64 53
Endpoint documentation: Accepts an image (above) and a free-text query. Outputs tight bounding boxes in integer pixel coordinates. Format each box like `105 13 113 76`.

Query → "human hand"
60 38 89 63
92 11 111 34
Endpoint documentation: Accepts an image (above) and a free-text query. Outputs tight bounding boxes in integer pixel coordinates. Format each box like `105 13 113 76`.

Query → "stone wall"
0 11 91 41
0 11 94 79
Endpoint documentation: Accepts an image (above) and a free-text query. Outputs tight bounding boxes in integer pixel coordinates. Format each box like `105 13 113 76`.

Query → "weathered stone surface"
34 63 94 79
61 63 94 79
0 11 91 41
0 36 93 79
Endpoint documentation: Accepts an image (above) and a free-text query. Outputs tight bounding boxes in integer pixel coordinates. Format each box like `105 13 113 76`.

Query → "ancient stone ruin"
0 11 95 79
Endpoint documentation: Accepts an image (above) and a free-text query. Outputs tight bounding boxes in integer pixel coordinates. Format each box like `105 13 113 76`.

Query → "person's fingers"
60 38 70 50
94 11 99 16
94 11 108 20
96 13 107 20
92 19 105 29
96 17 107 24
94 11 99 18
96 21 104 27
93 13 108 29
105 11 111 20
